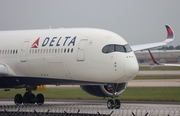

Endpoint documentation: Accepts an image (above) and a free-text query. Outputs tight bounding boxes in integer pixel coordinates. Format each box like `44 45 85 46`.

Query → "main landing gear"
14 89 44 105
106 83 121 109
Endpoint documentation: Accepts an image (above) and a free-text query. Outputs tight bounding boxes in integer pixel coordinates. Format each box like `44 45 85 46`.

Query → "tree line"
158 45 180 50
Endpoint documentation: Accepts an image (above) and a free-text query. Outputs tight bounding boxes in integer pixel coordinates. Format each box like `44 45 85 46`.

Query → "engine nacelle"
80 83 127 97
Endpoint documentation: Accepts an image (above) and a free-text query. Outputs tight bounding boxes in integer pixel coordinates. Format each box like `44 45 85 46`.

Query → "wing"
148 49 180 69
131 25 174 51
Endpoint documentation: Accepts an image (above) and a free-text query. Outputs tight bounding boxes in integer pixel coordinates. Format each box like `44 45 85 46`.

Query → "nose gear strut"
107 83 121 109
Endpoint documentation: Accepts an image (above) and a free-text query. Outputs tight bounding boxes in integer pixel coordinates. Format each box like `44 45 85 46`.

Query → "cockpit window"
102 44 132 53
124 44 132 52
115 45 126 52
107 45 114 53
102 45 109 53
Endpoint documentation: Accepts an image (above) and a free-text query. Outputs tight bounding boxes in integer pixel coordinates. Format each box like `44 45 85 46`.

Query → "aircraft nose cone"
124 54 139 80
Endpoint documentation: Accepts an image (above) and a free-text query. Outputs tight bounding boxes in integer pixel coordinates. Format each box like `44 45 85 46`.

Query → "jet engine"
80 83 127 97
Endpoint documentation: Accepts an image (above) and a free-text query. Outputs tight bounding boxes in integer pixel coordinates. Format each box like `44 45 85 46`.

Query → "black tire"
29 94 36 104
36 94 44 105
115 99 121 109
14 94 23 105
23 92 29 104
107 99 114 109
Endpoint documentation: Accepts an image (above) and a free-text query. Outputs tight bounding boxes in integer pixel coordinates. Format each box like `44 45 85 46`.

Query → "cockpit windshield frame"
102 44 132 53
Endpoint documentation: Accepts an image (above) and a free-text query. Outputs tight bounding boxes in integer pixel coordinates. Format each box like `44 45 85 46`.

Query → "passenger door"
20 41 29 62
77 39 88 61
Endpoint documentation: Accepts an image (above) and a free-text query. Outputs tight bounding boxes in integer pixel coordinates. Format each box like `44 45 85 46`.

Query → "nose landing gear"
107 99 121 109
106 83 121 109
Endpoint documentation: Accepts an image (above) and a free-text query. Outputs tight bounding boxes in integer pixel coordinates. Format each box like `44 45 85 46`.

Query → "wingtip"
163 25 174 43
165 25 174 39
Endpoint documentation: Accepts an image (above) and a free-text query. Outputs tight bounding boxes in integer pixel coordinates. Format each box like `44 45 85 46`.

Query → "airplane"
148 49 180 69
0 25 174 109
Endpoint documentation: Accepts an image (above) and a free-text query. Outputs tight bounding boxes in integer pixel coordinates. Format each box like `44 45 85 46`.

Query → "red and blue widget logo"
31 37 40 48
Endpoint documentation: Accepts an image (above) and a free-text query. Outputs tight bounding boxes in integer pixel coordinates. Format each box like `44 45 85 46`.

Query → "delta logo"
31 37 40 48
31 36 77 48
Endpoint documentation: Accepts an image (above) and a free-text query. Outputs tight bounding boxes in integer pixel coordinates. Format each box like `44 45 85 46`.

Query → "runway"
0 100 180 116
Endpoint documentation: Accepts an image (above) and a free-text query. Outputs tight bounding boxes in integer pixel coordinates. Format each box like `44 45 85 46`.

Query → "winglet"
148 49 159 69
164 25 174 43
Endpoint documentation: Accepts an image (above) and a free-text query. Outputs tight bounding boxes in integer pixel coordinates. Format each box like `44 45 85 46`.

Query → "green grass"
0 88 98 100
134 76 180 80
120 87 180 102
139 66 180 70
1 87 180 102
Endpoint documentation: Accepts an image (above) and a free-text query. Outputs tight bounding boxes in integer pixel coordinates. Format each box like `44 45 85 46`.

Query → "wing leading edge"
131 25 175 51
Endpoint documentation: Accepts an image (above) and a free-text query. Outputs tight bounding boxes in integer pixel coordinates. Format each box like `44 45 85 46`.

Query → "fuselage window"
49 49 51 53
58 48 60 53
29 49 31 54
0 50 1 54
40 49 42 54
2 50 4 54
64 48 66 53
52 49 54 53
71 48 73 53
61 48 63 53
67 48 70 53
10 50 12 54
55 49 57 53
5 50 7 54
13 50 15 54
46 49 48 54
16 50 18 54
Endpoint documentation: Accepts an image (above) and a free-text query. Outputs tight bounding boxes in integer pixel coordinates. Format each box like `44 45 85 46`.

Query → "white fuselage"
0 28 139 85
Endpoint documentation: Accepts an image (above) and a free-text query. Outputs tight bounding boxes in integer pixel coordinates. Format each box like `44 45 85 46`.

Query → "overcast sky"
0 0 179 46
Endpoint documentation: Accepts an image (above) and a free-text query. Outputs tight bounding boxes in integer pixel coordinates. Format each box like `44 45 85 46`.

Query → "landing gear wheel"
107 99 121 109
29 94 36 104
36 94 44 105
115 99 121 109
14 94 23 105
107 99 114 109
23 92 35 104
23 92 29 104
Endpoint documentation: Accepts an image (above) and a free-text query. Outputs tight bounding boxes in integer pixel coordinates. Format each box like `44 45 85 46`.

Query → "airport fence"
0 104 180 116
